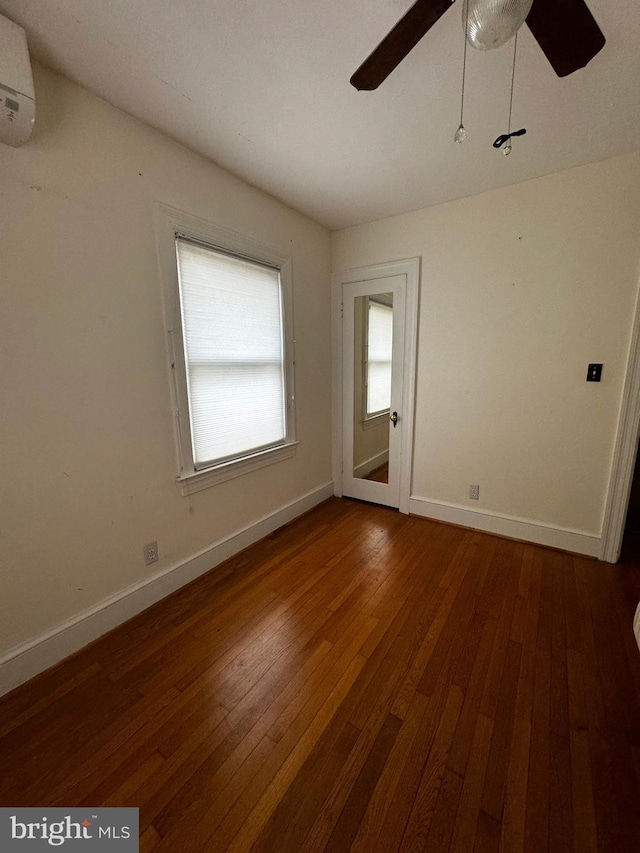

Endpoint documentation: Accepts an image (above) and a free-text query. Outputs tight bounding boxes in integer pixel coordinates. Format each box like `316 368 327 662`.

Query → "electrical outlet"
469 484 480 501
143 540 159 565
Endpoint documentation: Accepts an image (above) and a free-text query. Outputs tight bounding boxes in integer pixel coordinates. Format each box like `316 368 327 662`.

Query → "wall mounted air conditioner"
0 14 35 146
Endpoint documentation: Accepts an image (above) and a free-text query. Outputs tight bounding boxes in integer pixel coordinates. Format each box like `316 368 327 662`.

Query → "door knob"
390 411 398 428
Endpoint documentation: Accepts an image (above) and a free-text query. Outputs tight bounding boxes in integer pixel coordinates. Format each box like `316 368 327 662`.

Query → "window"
364 296 393 420
176 238 288 467
157 206 296 494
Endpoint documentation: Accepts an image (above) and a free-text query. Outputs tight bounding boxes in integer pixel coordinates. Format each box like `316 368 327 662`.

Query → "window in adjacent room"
159 210 297 494
363 295 393 421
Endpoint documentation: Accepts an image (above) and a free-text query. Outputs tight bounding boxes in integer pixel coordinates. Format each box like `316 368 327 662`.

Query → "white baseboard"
0 481 334 698
409 496 601 558
354 449 389 479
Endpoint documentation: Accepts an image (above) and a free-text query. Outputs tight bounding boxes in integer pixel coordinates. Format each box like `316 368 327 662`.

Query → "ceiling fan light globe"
463 0 534 50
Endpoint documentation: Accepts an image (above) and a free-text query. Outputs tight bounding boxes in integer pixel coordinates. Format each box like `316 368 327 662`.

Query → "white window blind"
175 238 287 469
366 299 393 417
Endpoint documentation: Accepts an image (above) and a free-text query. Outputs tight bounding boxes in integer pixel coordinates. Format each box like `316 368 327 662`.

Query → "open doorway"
620 432 640 560
600 288 640 563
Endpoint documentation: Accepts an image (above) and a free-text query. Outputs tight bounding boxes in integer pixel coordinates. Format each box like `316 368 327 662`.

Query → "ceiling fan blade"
350 0 452 90
526 0 605 77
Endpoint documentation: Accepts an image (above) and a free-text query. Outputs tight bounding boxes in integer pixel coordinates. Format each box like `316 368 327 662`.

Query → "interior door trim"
332 258 420 514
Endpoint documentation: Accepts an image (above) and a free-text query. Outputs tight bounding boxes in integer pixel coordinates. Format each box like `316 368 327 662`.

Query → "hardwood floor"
2 497 640 851
364 462 389 484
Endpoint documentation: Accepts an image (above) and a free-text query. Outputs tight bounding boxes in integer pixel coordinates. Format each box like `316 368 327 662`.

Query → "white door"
342 274 408 508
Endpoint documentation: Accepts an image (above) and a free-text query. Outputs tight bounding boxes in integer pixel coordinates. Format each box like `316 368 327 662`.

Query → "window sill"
178 441 299 495
362 412 389 431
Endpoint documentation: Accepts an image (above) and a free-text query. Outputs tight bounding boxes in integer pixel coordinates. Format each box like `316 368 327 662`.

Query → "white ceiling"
1 0 639 229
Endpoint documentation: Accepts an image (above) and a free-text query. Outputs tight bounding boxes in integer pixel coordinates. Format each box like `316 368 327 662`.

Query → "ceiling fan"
350 0 606 90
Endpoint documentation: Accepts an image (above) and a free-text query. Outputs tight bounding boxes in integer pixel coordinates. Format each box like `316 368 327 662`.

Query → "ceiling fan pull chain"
454 0 471 143
500 31 519 155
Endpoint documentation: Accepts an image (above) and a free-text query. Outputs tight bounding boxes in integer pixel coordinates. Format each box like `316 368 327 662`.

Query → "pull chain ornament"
454 124 468 143
493 31 526 154
493 128 527 152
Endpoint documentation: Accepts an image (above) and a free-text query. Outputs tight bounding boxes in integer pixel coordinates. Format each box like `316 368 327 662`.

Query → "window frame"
155 204 297 495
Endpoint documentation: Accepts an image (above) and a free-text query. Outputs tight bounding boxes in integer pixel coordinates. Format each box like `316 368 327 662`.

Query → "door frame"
600 282 640 562
332 258 420 514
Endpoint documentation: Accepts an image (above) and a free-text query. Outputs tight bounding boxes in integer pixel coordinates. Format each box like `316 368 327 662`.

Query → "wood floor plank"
573 559 624 852
251 719 362 853
447 613 499 778
481 639 522 822
1 497 640 852
375 662 466 851
222 655 366 852
146 638 333 838
449 712 495 853
161 620 375 849
399 683 464 851
498 715 531 853
549 729 573 852
299 590 445 850
422 765 463 853
524 646 550 850
475 809 502 853
478 544 522 721
139 824 161 853
350 692 429 853
513 546 542 724
143 618 374 838
588 565 640 852
389 534 476 720
323 713 402 852
566 640 597 853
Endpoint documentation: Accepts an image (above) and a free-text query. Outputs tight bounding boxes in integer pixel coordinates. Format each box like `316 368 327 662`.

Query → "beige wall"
333 153 640 536
0 64 332 656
